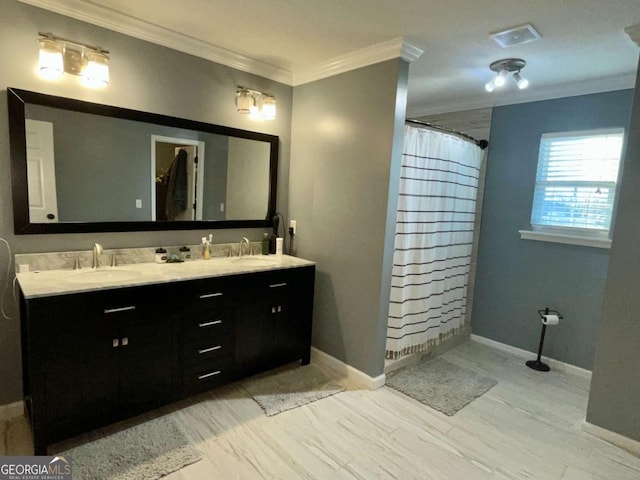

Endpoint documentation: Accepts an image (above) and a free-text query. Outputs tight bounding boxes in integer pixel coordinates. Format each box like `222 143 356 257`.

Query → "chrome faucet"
239 237 250 257
92 243 103 269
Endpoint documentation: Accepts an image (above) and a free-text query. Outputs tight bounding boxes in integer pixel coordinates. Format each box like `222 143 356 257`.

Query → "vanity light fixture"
485 58 529 92
236 86 276 120
37 32 110 87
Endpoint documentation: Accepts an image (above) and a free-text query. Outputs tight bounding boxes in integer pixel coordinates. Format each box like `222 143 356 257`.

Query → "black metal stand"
526 307 562 372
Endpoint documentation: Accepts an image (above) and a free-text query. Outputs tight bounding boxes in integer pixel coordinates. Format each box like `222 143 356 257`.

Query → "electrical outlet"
135 199 142 208
290 220 297 234
220 203 225 212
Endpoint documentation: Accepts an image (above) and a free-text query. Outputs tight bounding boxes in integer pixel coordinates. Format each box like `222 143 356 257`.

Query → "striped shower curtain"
386 125 483 359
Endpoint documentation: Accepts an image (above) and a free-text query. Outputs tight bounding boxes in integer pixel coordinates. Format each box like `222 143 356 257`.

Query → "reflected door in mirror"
26 119 59 223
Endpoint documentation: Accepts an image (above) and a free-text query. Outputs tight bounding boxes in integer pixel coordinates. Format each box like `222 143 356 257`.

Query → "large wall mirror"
8 88 278 234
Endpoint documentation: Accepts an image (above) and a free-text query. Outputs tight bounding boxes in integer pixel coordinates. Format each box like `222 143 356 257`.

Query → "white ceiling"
21 0 640 115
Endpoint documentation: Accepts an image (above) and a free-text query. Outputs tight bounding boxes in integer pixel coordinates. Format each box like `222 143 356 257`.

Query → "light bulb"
485 79 496 93
249 104 261 120
261 95 276 120
513 72 529 89
236 89 253 113
494 70 507 87
82 51 109 87
38 39 63 80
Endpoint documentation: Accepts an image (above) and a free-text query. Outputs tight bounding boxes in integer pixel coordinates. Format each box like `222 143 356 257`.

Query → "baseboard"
582 420 640 456
311 347 386 390
470 334 592 380
0 401 24 421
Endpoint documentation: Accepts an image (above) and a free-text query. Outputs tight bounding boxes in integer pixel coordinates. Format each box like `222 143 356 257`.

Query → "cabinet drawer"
183 277 235 312
183 358 232 392
182 309 233 341
182 338 234 367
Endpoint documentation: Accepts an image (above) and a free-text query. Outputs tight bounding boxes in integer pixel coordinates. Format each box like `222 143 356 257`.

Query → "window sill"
518 230 611 249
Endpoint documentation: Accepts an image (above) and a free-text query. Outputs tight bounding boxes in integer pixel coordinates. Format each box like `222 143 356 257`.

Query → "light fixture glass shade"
38 39 64 80
236 89 253 113
494 70 507 87
261 95 276 120
513 72 529 89
82 51 109 87
485 79 496 93
249 103 261 120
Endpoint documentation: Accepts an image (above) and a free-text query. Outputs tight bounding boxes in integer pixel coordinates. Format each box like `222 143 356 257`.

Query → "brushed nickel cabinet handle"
121 337 129 346
198 370 221 380
104 306 136 314
269 282 287 288
199 292 223 299
198 320 222 328
197 345 222 354
112 339 119 348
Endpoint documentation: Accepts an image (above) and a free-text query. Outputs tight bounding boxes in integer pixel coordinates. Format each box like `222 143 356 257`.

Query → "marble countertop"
17 255 315 299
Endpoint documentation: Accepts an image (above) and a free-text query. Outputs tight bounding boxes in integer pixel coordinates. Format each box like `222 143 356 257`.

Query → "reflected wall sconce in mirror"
236 86 276 120
485 58 528 92
38 32 110 87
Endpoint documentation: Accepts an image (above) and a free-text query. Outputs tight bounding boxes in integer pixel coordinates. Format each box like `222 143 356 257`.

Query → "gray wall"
0 0 292 404
226 137 270 219
289 59 409 378
472 90 634 370
587 61 640 441
201 135 229 221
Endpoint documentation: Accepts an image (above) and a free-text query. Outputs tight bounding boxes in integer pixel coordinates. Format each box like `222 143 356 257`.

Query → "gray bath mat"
59 417 202 480
387 356 497 416
244 364 345 416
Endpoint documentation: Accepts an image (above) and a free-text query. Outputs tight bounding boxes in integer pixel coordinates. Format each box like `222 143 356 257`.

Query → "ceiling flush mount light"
485 58 529 93
236 86 276 120
37 32 110 87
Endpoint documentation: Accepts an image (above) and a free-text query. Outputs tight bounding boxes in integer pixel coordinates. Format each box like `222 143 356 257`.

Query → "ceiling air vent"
491 24 541 48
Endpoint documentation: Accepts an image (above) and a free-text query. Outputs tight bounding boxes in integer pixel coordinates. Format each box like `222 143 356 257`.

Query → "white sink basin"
65 268 143 284
229 256 279 266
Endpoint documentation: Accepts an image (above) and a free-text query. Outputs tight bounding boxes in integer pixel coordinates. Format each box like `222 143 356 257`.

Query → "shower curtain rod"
405 119 489 150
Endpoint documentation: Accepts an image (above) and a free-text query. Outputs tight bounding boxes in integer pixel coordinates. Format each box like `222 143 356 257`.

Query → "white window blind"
531 128 624 234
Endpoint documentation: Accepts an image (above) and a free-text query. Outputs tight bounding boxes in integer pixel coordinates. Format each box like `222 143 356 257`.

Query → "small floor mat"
386 356 497 416
243 364 345 416
58 417 202 480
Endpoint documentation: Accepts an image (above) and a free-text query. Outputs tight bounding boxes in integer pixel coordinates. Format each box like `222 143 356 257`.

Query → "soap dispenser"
202 237 211 260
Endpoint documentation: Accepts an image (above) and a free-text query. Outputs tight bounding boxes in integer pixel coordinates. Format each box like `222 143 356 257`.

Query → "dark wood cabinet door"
234 285 273 378
234 266 315 375
37 294 120 441
118 300 178 413
271 267 314 367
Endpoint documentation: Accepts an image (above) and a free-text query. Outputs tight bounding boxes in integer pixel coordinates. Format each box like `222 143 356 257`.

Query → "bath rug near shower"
243 364 345 416
57 417 202 480
387 356 497 416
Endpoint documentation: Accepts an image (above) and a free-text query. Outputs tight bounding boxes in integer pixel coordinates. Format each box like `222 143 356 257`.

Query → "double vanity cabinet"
18 257 315 454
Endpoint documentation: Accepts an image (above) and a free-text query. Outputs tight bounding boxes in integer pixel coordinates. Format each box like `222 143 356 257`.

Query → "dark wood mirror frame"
8 87 278 234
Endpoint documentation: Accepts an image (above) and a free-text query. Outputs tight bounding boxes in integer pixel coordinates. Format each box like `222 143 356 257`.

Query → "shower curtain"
386 125 483 359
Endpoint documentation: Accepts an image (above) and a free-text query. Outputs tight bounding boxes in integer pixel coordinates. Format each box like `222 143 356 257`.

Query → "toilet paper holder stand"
526 307 563 372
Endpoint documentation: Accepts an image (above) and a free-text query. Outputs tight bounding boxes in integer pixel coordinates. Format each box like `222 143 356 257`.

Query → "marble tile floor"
2 340 640 479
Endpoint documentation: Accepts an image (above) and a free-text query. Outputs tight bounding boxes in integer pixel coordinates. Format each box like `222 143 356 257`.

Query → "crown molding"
18 0 293 84
407 72 638 117
625 25 640 47
293 37 423 86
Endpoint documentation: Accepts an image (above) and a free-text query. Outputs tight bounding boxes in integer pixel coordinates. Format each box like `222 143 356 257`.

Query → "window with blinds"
531 128 624 236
